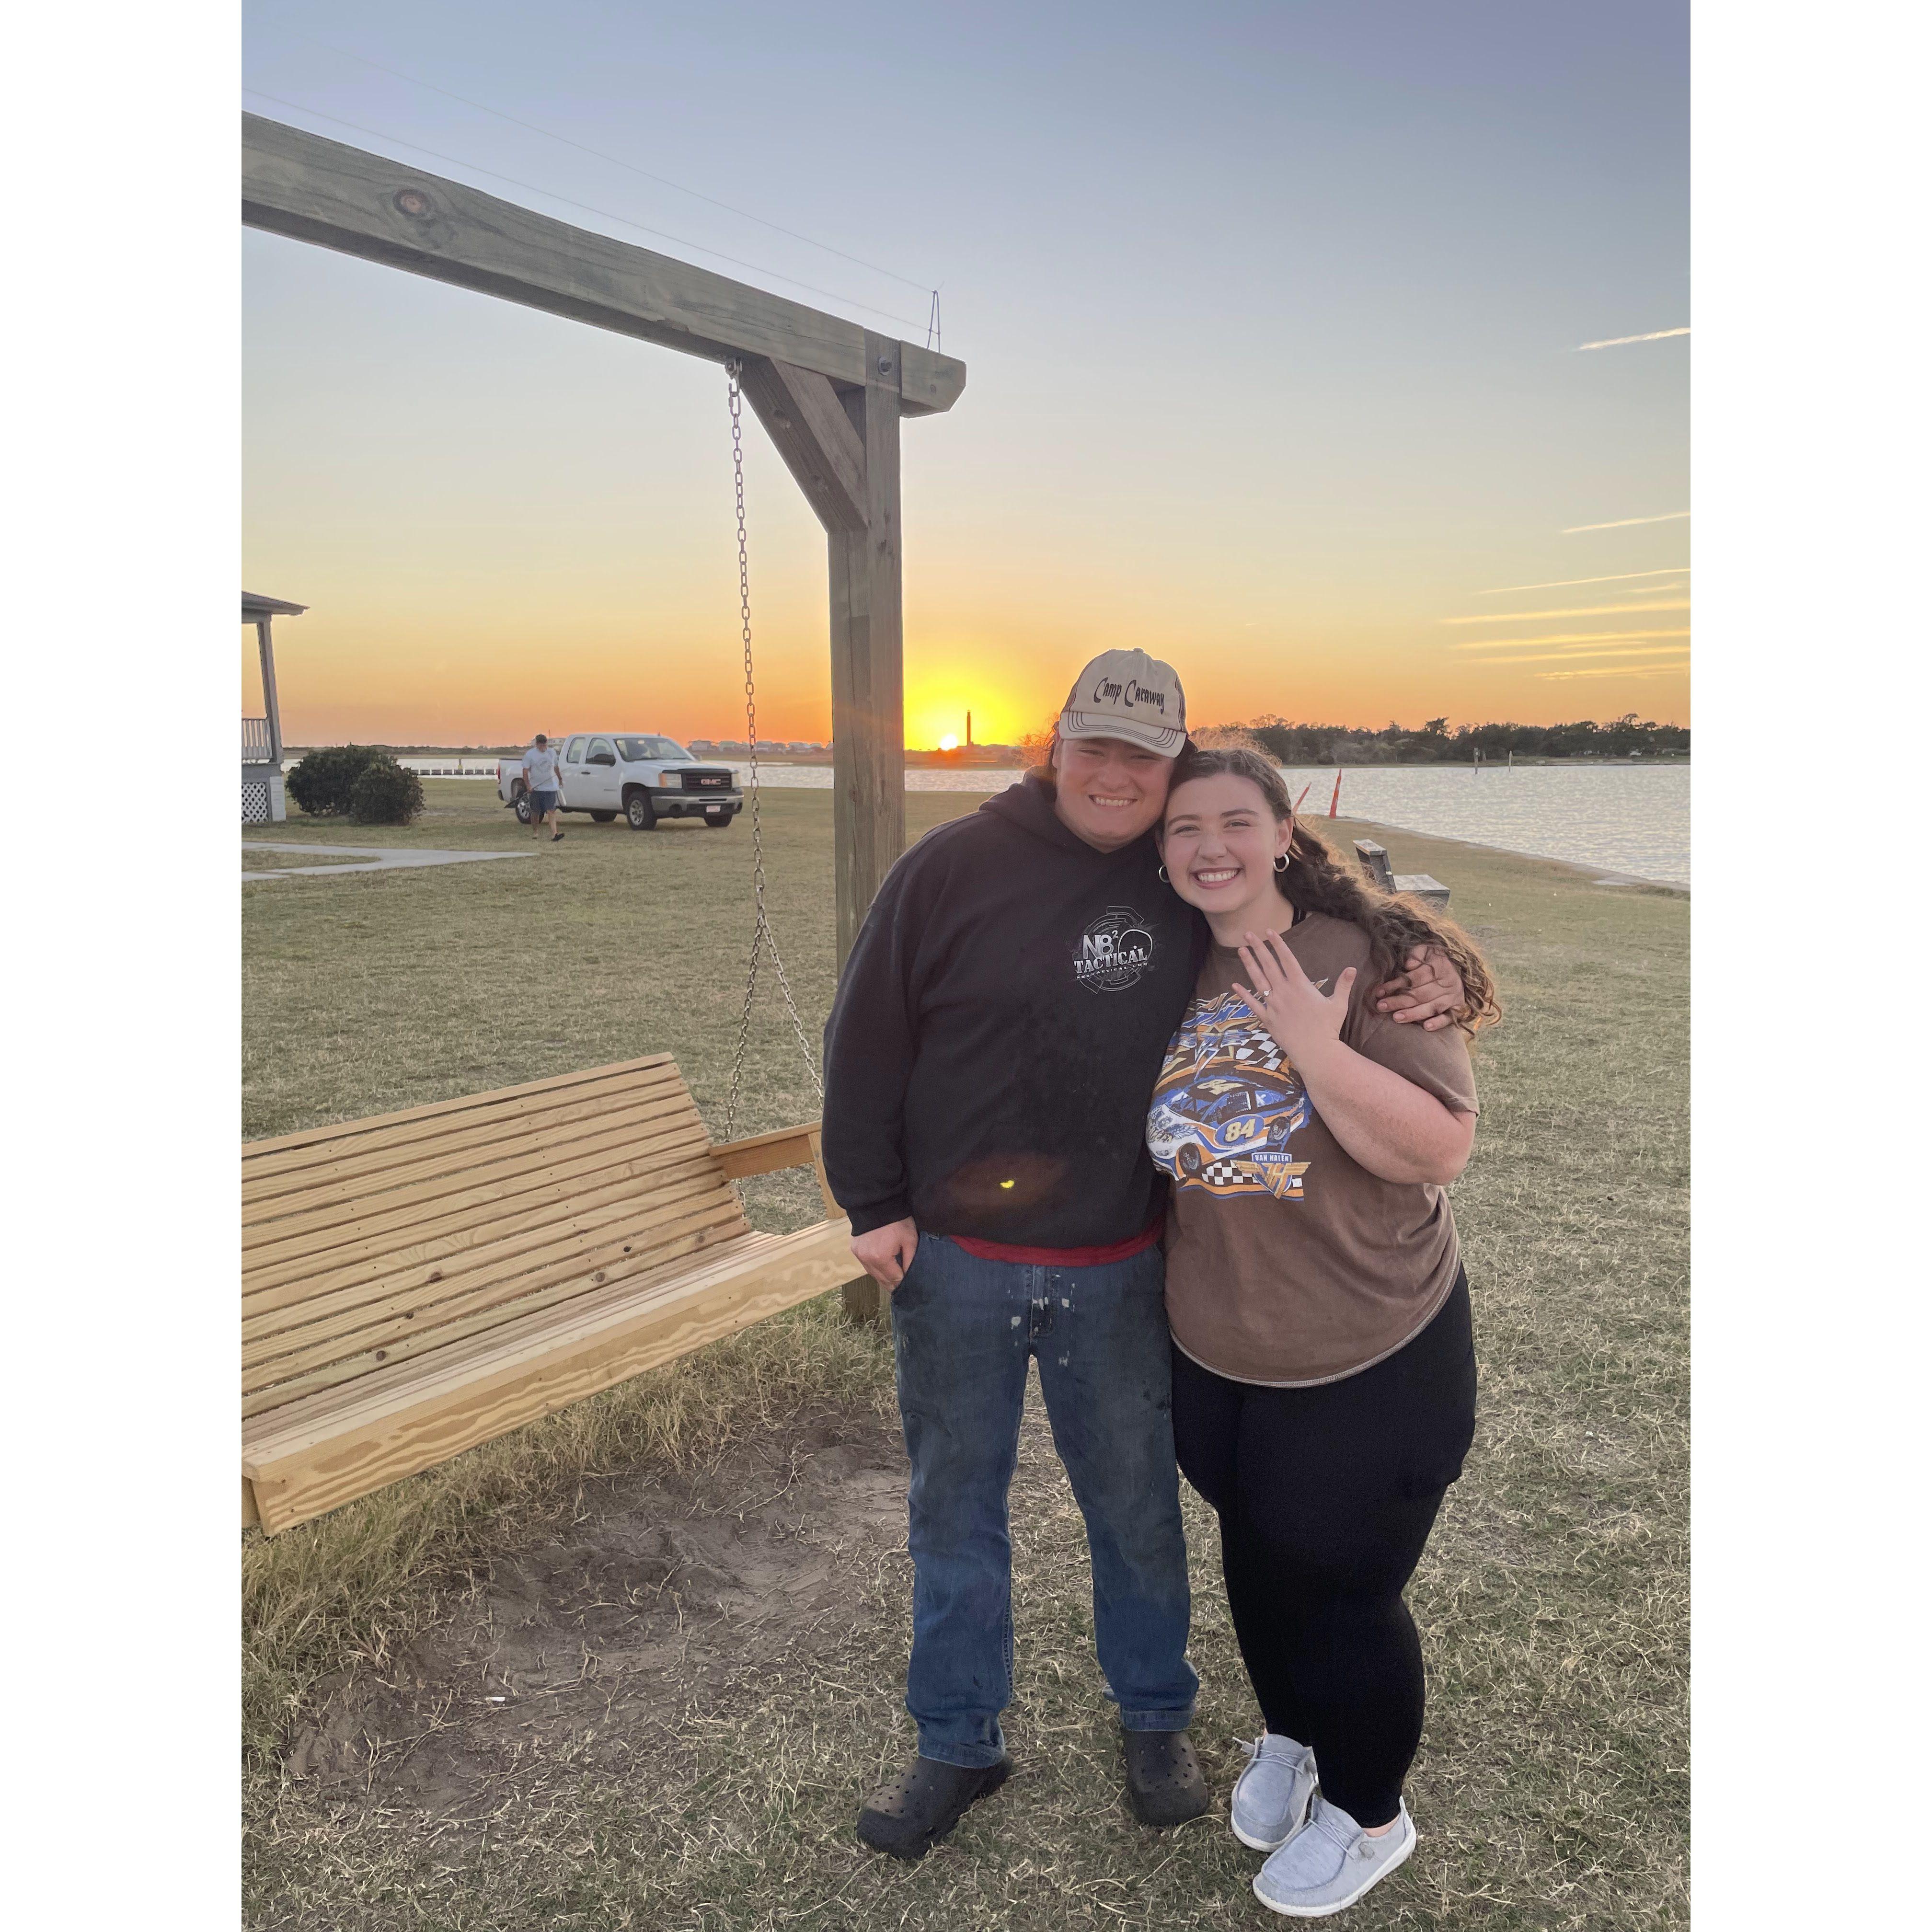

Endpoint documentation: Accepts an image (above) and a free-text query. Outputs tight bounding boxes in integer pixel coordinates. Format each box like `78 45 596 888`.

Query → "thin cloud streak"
1478 568 1690 595
1449 629 1690 650
1468 645 1691 667
1576 326 1690 350
1444 600 1690 624
1563 511 1690 533
1539 663 1687 681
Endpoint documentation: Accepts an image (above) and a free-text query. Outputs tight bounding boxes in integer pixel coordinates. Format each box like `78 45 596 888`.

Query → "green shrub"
286 745 386 816
349 759 425 825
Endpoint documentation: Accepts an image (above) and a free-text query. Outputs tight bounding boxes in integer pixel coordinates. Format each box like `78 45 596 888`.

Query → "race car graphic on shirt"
1146 989 1315 1199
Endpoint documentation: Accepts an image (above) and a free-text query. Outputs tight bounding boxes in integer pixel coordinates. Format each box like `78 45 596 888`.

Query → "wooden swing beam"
243 111 966 965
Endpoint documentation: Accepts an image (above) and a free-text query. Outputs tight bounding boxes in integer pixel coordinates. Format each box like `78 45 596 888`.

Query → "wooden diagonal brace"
736 358 869 534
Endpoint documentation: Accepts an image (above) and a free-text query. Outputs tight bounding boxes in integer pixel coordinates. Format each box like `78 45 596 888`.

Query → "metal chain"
723 360 823 1138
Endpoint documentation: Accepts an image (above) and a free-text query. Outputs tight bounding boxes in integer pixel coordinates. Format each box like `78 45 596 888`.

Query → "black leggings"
1170 1272 1476 1828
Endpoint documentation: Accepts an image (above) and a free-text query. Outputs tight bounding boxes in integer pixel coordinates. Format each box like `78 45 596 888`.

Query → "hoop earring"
1274 853 1290 873
1157 864 1169 883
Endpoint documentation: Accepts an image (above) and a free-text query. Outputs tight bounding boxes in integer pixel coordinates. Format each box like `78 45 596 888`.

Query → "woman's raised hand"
1233 930 1356 1064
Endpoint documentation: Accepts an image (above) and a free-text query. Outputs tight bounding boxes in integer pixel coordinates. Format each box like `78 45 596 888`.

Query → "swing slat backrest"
241 1057 853 1534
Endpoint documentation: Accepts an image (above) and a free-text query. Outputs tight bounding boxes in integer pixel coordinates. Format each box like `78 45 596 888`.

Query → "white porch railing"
393 757 502 778
242 717 273 760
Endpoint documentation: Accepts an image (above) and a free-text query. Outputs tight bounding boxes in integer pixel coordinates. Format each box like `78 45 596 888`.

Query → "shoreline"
263 760 1690 890
291 748 1690 771
1331 812 1689 896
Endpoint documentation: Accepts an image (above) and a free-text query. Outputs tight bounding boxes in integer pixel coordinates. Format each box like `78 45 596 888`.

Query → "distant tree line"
1212 713 1690 765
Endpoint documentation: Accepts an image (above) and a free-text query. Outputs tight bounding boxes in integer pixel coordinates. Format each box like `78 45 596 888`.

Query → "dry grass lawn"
242 782 1688 1930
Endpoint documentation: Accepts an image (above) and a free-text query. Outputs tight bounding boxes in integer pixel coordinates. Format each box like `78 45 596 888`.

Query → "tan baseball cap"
1058 648 1188 757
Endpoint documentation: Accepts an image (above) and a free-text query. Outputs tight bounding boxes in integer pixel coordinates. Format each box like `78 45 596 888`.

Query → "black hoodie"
821 774 1206 1247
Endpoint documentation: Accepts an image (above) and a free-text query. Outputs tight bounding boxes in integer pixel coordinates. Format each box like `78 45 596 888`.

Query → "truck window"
588 738 617 767
565 736 587 764
616 736 688 762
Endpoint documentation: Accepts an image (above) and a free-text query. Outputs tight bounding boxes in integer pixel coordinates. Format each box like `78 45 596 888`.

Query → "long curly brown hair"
1163 745 1503 1035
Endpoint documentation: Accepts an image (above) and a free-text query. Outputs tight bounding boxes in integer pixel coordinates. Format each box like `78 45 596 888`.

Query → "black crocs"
857 1753 1013 1861
1122 1727 1210 1827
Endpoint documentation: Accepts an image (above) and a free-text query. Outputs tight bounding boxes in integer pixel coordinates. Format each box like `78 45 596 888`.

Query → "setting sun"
938 734 959 751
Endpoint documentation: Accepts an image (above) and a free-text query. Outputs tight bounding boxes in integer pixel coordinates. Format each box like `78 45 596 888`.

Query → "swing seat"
242 1055 853 1535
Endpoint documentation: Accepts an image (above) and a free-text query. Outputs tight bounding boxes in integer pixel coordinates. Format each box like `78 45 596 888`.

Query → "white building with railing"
243 590 305 822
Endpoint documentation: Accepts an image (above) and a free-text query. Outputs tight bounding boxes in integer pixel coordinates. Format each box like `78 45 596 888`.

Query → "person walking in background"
820 653 1471 1863
521 733 564 842
1148 746 1500 1919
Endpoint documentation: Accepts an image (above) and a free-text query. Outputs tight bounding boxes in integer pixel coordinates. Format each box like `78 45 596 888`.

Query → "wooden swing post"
733 345 904 969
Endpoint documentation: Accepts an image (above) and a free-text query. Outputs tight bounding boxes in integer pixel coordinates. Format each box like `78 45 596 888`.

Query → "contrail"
1469 644 1691 666
1576 327 1690 350
1563 511 1690 533
1540 662 1687 681
1444 600 1690 624
1479 567 1689 595
1453 637 1692 660
1475 641 1691 661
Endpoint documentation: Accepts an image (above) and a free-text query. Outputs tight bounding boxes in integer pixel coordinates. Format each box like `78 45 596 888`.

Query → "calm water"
723 761 1690 888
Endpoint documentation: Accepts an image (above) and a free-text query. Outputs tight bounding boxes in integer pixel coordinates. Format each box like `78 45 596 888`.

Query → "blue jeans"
891 1232 1198 1768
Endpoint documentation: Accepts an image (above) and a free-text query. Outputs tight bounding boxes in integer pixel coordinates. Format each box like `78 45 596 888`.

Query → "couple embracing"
821 650 1500 1918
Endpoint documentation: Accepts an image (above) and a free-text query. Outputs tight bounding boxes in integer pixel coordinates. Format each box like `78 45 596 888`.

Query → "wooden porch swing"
240 116 964 1534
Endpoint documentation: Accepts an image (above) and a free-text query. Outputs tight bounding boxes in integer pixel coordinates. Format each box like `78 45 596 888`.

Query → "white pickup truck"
497 733 744 831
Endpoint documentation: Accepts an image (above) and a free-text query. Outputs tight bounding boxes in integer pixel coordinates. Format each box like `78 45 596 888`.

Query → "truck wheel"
590 811 617 823
625 793 656 831
512 788 533 825
703 812 733 829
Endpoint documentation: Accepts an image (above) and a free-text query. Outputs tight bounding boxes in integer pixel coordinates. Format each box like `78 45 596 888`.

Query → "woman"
1147 747 1500 1918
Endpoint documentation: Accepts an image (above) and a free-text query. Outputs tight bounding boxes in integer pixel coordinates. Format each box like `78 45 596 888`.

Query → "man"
521 733 564 842
821 650 1463 1861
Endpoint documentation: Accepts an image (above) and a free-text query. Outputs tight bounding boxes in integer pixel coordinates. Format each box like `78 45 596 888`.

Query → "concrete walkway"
243 841 537 883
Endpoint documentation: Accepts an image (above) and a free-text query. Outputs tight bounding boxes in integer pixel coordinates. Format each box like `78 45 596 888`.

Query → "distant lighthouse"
966 711 973 748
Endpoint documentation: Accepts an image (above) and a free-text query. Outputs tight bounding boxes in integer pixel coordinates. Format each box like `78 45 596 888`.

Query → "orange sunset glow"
242 281 1687 747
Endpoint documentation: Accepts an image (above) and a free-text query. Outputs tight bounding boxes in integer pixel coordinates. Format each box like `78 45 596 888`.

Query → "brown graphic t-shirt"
1150 912 1479 1386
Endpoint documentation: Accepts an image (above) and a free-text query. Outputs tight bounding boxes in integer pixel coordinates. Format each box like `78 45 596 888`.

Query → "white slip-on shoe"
1253 1795 1416 1918
1230 1733 1318 1852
